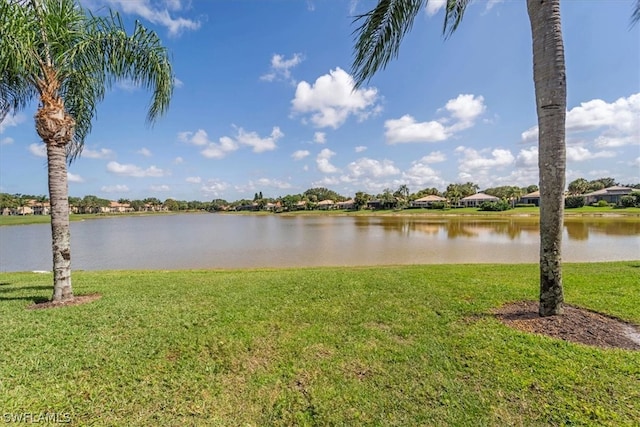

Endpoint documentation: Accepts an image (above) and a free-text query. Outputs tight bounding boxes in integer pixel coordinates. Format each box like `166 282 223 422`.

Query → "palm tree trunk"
35 86 75 302
527 0 567 316
46 141 73 302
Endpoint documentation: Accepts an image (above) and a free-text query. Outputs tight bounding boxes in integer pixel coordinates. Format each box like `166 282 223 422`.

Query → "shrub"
619 195 636 208
479 201 511 211
564 195 585 209
515 203 537 208
596 200 609 207
429 201 447 210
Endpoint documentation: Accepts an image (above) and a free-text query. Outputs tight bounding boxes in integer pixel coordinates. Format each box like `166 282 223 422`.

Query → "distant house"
367 199 382 210
520 190 540 206
461 193 499 208
294 200 307 211
104 201 132 213
336 199 355 210
411 194 447 208
317 199 335 210
584 186 634 205
235 203 259 211
265 201 282 212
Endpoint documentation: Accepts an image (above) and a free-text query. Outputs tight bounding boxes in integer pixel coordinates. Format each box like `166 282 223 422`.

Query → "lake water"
1 214 638 272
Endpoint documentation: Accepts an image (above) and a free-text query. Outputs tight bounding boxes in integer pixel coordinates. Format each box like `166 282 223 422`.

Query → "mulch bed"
27 293 102 310
494 300 640 351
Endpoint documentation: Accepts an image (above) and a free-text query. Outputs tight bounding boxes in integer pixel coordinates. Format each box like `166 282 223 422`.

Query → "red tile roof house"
583 186 635 205
460 193 500 208
410 194 447 208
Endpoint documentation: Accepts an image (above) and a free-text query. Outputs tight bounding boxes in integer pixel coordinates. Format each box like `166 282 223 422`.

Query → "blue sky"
1 0 638 202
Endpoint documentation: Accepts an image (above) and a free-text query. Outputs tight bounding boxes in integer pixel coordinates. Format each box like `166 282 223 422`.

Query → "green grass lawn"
1 262 638 426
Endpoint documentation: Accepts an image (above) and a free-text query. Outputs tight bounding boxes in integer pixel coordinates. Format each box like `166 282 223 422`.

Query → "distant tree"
593 177 617 189
164 198 179 211
526 185 539 194
130 200 145 212
304 187 345 202
587 180 605 192
117 198 130 204
567 178 590 195
354 191 371 210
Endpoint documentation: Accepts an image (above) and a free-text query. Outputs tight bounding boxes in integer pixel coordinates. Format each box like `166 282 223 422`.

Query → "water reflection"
1 214 638 272
357 216 639 241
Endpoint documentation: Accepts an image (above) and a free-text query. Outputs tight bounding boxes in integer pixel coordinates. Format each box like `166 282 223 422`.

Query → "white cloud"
291 67 380 129
292 150 310 160
186 176 202 184
137 147 152 157
0 112 25 133
441 94 486 132
101 184 129 193
1 137 14 145
316 148 339 173
402 159 446 189
632 157 640 167
150 185 171 192
249 178 292 190
67 172 84 183
179 129 209 146
28 143 46 157
314 132 326 144
201 179 229 196
594 135 636 148
521 93 640 146
201 136 239 159
83 147 114 159
456 146 515 176
346 158 400 178
385 115 449 143
185 127 281 158
94 0 201 36
385 94 485 144
485 0 505 12
106 161 166 177
516 146 538 168
355 146 367 153
173 77 184 88
566 146 615 162
116 79 140 92
260 53 303 84
426 0 446 16
420 151 446 164
236 126 283 153
174 156 184 164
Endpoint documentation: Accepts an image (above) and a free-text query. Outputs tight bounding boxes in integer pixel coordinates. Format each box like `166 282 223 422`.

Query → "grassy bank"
1 263 638 425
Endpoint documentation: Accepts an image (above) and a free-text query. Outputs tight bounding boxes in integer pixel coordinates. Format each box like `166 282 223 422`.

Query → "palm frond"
62 10 173 161
443 0 472 39
351 0 425 88
632 0 640 27
0 0 41 116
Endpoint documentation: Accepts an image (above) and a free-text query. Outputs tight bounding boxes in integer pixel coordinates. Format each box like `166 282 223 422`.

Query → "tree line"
4 177 637 214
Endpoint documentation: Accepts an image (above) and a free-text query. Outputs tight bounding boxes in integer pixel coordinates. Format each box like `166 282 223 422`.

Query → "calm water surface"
1 214 638 272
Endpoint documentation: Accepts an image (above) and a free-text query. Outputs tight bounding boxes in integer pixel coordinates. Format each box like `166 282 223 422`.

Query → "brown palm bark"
527 0 567 316
35 77 76 302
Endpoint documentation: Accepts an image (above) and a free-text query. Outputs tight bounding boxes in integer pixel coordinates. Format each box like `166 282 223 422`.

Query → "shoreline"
1 206 639 226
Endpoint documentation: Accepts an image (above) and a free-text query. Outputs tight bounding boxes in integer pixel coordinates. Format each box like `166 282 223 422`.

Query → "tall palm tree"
352 0 639 316
0 0 173 302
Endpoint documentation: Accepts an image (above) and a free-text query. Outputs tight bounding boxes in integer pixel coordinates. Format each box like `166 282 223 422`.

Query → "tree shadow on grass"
0 284 51 304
